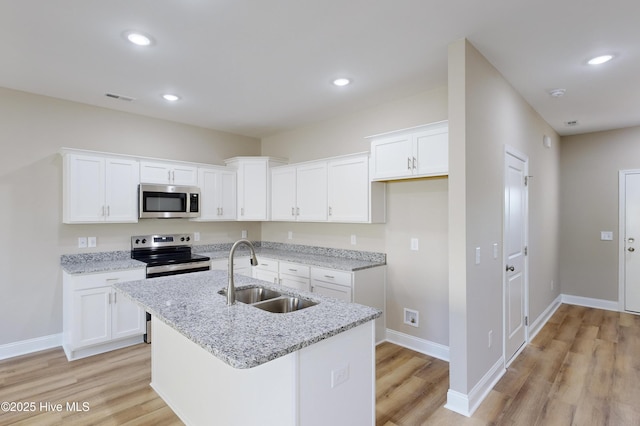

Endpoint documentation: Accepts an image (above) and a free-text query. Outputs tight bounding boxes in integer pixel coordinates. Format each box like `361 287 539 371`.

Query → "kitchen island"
115 270 381 426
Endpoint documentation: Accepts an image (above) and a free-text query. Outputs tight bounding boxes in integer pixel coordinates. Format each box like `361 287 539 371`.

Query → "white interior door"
504 149 528 364
623 172 640 312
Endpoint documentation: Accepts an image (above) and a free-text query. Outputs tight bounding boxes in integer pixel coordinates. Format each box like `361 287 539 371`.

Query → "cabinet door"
171 164 198 185
65 154 106 223
140 161 172 184
72 287 111 348
370 135 413 180
280 275 310 292
271 166 297 221
296 162 328 221
237 161 269 220
218 170 237 220
111 289 146 339
414 126 448 176
328 156 368 222
311 280 352 302
197 167 220 220
105 158 139 222
254 269 279 284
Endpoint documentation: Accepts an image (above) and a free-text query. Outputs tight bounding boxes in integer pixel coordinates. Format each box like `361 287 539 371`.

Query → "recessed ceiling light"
162 94 180 102
587 54 614 65
125 31 153 46
332 78 351 87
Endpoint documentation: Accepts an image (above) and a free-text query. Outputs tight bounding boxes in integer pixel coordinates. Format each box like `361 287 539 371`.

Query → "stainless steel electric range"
131 233 211 342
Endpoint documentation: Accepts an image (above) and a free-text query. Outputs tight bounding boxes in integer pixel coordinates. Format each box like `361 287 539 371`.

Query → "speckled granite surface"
114 270 381 369
196 241 386 271
61 242 386 274
60 251 145 274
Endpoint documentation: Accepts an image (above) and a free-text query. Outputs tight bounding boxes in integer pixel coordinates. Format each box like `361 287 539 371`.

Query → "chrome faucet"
227 239 258 305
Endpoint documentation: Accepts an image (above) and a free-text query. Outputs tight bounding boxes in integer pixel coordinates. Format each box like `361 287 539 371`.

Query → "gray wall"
0 87 261 345
448 39 561 395
560 126 640 301
261 88 451 346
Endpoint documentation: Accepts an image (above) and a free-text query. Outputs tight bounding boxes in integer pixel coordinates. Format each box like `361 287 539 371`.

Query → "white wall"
0 87 261 346
447 39 561 399
261 88 450 346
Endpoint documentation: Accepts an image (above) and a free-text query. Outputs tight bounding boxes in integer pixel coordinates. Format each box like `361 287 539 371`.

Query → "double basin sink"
219 286 317 313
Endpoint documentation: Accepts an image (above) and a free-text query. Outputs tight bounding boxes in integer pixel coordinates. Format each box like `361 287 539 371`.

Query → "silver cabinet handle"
296 207 300 216
168 170 172 182
413 157 417 169
274 277 278 284
289 268 297 272
324 275 335 279
108 293 112 304
113 292 117 303
407 157 411 170
106 205 110 217
240 207 244 216
506 265 515 272
329 206 332 216
292 207 295 216
629 247 636 252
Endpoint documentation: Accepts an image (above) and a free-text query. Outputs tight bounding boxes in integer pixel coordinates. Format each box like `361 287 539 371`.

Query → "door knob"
629 247 636 252
506 265 515 272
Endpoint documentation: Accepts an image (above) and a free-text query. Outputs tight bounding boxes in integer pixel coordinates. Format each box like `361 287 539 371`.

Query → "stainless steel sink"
219 287 282 304
252 297 318 313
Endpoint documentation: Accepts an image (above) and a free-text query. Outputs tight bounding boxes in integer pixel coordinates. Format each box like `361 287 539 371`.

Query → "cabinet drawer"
279 262 309 278
255 258 279 273
254 269 279 284
69 268 145 291
310 267 352 287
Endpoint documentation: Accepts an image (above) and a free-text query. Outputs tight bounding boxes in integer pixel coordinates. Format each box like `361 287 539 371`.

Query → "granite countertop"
61 242 386 275
114 270 381 369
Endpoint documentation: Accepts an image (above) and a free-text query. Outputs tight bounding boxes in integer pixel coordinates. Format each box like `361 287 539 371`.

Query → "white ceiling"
1 0 638 138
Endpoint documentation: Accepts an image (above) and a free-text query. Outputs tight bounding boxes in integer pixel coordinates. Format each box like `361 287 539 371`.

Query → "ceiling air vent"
564 120 579 127
105 92 136 102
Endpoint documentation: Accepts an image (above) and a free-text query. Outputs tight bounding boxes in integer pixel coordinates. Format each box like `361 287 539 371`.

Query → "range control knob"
141 239 147 244
180 237 185 242
135 239 140 244
186 236 191 241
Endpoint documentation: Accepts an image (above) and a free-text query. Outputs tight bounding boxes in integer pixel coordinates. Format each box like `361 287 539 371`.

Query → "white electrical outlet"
288 231 293 240
410 238 419 251
488 330 493 348
404 308 419 327
493 243 498 259
600 231 613 241
78 237 87 248
241 230 247 238
475 247 481 264
88 237 97 248
331 364 350 388
194 232 200 241
350 234 357 245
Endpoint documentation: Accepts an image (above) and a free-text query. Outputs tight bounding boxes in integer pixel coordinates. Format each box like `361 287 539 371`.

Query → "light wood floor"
2 304 639 425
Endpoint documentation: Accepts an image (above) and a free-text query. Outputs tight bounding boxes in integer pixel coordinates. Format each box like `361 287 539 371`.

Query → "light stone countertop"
60 242 386 275
114 270 381 369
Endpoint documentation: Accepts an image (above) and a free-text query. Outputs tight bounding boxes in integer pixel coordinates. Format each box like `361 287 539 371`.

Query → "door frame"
503 145 530 367
618 169 640 312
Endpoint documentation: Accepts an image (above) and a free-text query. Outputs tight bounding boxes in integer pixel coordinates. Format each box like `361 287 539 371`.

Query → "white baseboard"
561 294 619 312
529 294 562 341
385 329 449 362
445 356 505 417
0 333 62 360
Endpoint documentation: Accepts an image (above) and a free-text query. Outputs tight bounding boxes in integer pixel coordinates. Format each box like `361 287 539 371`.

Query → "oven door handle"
146 260 211 275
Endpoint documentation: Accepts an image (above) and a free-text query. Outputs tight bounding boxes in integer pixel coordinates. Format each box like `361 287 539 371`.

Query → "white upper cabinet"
196 166 237 221
369 120 448 181
271 161 328 222
328 154 385 223
63 152 139 223
225 156 287 221
140 160 198 185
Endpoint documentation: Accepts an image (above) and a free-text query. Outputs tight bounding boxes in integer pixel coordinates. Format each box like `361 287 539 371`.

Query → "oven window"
143 192 187 212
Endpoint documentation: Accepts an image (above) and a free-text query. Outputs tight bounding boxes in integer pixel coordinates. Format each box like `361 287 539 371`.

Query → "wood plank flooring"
1 304 639 425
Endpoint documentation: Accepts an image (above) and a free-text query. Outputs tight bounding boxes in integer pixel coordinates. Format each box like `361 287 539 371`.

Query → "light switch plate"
410 238 419 251
601 231 613 241
350 234 357 245
78 237 87 248
88 237 97 248
475 247 481 264
288 231 293 240
241 230 247 238
194 232 200 241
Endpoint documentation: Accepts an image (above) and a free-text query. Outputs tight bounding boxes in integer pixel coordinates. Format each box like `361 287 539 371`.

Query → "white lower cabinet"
253 258 311 291
63 268 146 361
210 256 253 277
311 266 386 343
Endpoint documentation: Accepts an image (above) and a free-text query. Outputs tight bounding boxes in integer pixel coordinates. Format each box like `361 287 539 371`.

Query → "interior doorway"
503 147 529 365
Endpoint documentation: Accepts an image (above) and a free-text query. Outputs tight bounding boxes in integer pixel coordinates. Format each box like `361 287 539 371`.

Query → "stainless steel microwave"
139 184 200 219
